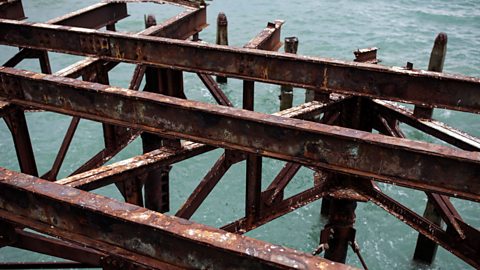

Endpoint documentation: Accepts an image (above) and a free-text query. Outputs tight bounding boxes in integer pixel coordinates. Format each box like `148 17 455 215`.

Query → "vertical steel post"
413 32 448 264
216 12 228 83
321 49 376 264
322 98 369 264
95 69 119 150
243 77 262 230
279 37 298 110
142 14 168 212
323 199 357 262
142 14 185 213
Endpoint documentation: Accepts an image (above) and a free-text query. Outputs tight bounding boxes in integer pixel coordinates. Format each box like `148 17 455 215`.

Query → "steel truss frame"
0 0 479 269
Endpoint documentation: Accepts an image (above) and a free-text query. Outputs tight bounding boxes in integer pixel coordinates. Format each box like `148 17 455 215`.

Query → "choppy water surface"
0 0 479 269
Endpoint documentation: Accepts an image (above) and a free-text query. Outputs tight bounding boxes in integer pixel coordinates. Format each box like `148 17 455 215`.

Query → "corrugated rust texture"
0 168 356 270
1 67 479 202
0 19 479 113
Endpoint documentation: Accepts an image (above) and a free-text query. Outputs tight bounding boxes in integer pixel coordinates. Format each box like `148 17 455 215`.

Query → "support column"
413 32 448 264
279 37 298 110
323 199 357 263
142 14 185 213
321 48 376 263
216 12 228 83
321 98 370 264
243 79 262 230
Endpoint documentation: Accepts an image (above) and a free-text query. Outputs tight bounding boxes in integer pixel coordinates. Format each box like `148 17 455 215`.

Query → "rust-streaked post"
320 48 377 217
321 49 377 264
323 199 357 263
216 12 228 83
413 201 442 263
142 14 181 213
413 32 448 264
243 74 262 230
280 37 298 110
413 33 447 119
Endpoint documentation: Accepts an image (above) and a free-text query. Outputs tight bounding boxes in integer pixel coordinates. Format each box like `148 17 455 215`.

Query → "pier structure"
0 1 479 269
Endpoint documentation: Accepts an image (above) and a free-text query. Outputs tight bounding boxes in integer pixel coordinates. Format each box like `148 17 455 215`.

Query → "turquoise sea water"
0 0 479 269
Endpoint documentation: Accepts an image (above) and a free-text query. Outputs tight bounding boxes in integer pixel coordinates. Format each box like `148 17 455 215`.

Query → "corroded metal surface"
1 67 480 202
105 0 206 9
0 168 355 270
1 19 480 113
354 179 480 269
0 1 479 269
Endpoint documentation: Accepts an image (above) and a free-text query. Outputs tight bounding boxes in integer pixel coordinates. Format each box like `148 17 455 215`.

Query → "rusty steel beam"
54 57 102 78
56 102 330 191
2 48 35 68
128 64 147 90
57 142 213 190
0 262 91 269
3 2 129 67
354 180 480 269
55 7 207 80
197 73 233 106
7 229 104 266
194 11 233 108
0 168 355 270
1 2 129 115
427 193 465 238
41 117 80 180
1 19 480 113
175 151 242 219
2 67 480 201
0 100 14 117
0 0 25 20
3 107 38 176
370 98 474 264
69 129 140 176
1 68 480 201
242 19 284 230
372 99 480 151
139 8 207 38
244 20 283 51
46 2 128 28
245 152 262 228
105 0 205 9
222 184 328 233
372 102 468 239
264 162 302 205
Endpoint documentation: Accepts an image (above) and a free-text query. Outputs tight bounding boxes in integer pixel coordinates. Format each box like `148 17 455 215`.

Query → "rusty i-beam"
1 19 479 113
1 67 479 201
0 0 479 269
